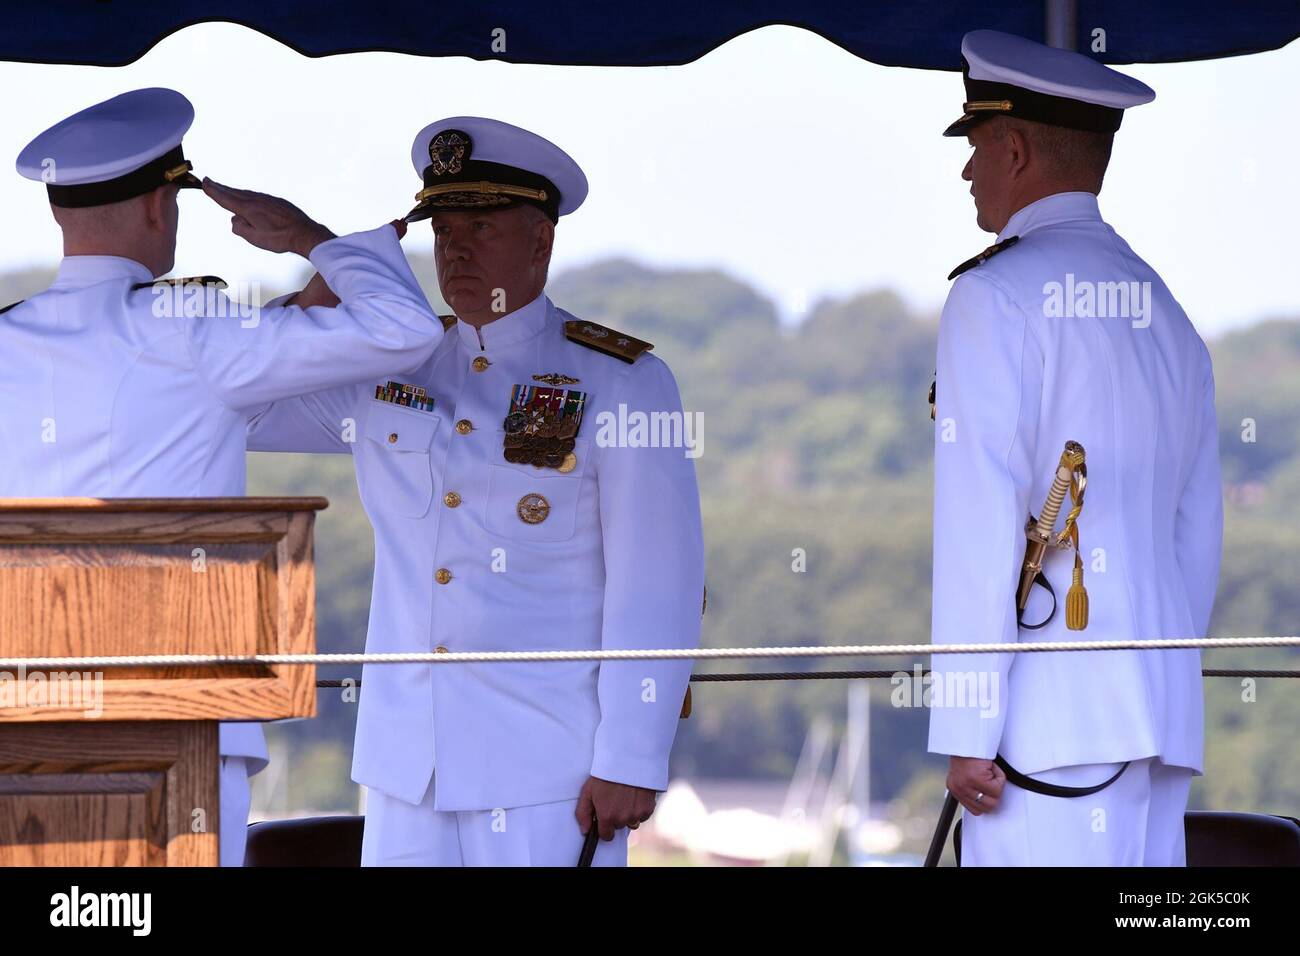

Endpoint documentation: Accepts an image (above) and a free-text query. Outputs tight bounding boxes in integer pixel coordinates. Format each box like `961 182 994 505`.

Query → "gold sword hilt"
1018 441 1089 628
1034 440 1086 542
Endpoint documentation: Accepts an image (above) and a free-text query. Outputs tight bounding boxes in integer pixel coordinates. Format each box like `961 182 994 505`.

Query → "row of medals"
502 384 585 473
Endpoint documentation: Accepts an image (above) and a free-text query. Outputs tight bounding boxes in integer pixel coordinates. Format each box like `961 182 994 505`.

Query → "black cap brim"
404 201 434 224
943 112 993 137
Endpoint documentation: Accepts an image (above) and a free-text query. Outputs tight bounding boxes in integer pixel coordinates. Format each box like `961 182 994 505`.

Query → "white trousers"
219 756 251 868
962 756 1192 866
361 777 629 867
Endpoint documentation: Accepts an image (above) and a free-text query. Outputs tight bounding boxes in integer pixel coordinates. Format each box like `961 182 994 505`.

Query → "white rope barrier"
0 634 1296 669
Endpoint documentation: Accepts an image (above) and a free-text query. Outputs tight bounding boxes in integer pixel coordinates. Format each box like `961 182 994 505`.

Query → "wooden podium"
0 498 324 866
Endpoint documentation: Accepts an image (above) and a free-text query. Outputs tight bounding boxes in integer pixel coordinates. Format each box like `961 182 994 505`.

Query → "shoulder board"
131 275 227 292
0 299 25 315
948 235 1020 281
439 314 457 331
564 320 653 364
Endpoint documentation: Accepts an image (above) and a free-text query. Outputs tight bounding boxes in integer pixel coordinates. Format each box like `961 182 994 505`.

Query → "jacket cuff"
590 749 671 793
307 222 401 273
927 714 1003 761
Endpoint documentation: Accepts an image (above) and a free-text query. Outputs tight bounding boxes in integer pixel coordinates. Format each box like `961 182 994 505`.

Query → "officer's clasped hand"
947 756 1007 815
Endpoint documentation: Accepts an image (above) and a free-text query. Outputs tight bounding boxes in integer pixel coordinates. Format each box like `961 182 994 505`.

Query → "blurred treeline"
3 258 1295 818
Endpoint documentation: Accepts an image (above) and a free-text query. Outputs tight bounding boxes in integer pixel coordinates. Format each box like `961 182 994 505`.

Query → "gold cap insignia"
429 130 471 176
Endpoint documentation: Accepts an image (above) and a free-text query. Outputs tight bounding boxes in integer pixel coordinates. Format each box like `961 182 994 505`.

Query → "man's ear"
142 184 177 233
1005 126 1032 179
532 215 555 265
141 185 167 232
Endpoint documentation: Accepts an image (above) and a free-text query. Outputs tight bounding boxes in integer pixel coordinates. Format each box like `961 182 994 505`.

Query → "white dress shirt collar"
53 255 154 288
998 191 1102 243
455 291 550 353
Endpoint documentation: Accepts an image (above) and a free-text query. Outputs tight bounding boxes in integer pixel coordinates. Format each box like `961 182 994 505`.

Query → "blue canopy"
2 1 1297 69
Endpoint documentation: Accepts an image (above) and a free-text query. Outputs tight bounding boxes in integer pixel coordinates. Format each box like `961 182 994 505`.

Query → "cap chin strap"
963 99 1013 113
415 180 548 205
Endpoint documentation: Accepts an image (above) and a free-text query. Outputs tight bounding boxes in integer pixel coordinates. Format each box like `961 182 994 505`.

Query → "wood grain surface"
0 721 217 866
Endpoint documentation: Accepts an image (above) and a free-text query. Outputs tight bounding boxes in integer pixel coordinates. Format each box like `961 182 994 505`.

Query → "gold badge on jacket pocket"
486 438 589 542
517 493 551 524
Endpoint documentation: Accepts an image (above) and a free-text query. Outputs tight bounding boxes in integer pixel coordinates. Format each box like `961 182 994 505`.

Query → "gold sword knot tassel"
1064 524 1089 630
1058 442 1089 630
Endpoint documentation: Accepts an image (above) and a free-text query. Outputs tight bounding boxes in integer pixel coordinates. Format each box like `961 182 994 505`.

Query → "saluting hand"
576 776 657 841
202 178 336 258
947 756 1007 815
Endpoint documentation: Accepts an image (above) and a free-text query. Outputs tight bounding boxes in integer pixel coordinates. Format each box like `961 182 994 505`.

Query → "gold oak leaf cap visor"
405 116 588 224
17 88 203 208
943 30 1155 137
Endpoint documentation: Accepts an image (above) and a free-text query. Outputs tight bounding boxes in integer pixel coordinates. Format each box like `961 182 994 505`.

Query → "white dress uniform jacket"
248 293 704 810
0 224 442 772
928 191 1223 776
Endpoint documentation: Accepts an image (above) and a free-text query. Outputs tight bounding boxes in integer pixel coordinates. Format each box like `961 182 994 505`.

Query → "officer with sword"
925 30 1223 866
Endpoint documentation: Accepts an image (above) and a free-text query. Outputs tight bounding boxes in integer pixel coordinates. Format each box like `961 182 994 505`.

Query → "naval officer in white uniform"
927 31 1223 866
248 117 705 865
1 88 443 866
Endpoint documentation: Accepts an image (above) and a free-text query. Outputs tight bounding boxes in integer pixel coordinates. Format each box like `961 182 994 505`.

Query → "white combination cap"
944 30 1155 137
16 87 202 207
406 116 587 223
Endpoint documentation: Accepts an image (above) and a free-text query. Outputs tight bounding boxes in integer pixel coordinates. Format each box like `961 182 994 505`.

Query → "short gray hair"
517 202 554 285
989 115 1114 192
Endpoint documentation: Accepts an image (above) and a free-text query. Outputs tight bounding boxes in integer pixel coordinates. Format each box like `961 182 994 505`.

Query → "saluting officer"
1 88 443 866
927 31 1223 866
248 117 705 866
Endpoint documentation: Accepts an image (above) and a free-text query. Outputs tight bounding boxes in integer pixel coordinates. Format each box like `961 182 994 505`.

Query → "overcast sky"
0 23 1295 333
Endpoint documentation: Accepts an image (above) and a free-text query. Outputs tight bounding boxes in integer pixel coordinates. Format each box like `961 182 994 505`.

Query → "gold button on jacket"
434 568 452 585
